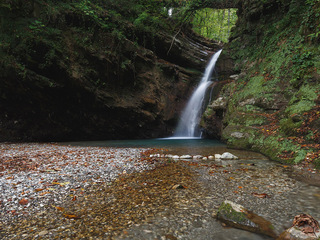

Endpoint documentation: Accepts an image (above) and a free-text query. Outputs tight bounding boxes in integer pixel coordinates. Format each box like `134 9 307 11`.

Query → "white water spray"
174 49 222 138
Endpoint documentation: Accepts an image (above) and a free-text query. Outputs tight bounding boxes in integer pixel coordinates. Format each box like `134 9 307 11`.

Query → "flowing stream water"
63 139 320 239
174 49 222 138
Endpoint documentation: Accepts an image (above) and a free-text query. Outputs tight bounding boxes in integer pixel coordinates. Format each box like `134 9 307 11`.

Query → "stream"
63 139 320 239
0 140 319 239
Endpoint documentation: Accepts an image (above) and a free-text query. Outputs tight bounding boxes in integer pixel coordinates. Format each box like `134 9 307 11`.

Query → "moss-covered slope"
204 0 320 167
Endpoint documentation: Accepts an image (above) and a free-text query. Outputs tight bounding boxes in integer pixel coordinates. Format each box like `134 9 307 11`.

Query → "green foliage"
192 8 237 42
133 11 163 33
29 20 45 31
279 118 301 136
286 84 319 115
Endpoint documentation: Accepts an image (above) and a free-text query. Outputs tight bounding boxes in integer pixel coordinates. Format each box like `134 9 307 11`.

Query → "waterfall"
173 49 222 138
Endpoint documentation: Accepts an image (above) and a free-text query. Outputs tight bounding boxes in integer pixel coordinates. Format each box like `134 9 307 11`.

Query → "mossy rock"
222 125 257 149
216 200 277 238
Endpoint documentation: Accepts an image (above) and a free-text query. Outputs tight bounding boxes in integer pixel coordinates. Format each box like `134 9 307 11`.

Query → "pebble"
0 143 154 226
1 144 319 240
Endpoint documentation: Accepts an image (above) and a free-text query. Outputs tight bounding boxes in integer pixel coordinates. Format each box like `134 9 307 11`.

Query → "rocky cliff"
0 1 219 141
203 0 320 167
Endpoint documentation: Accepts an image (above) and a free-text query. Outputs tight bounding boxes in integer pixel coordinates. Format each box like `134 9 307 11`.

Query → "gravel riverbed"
0 143 320 239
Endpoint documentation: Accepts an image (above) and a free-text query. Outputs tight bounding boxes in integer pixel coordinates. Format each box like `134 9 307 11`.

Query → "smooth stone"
208 156 215 160
215 154 222 159
193 155 203 159
180 155 192 159
172 155 180 159
38 230 49 236
220 152 238 160
166 154 173 158
202 157 208 160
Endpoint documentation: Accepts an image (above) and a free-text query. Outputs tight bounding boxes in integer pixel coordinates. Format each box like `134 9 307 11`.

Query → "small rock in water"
38 230 49 236
215 154 222 159
165 154 173 158
278 214 320 240
208 156 214 160
172 155 180 160
193 155 203 159
220 152 238 160
180 155 192 159
202 157 208 160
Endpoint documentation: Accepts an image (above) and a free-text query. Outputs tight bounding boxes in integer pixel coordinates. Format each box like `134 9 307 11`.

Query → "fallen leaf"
72 196 77 201
64 214 80 219
35 188 45 192
172 184 186 190
19 198 29 205
39 191 51 196
238 186 243 189
55 206 65 211
52 182 70 186
252 193 271 198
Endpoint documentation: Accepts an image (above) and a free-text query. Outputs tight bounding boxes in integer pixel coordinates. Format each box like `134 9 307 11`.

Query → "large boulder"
216 200 277 238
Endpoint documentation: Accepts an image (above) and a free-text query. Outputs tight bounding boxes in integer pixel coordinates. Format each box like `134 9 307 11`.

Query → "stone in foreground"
216 200 276 238
278 214 320 240
220 152 239 160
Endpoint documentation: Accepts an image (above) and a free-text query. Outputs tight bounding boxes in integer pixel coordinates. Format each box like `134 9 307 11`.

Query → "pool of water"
62 138 223 148
61 138 267 160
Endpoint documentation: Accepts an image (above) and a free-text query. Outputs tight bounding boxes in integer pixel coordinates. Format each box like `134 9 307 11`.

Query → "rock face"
0 2 220 141
202 0 320 167
217 200 277 238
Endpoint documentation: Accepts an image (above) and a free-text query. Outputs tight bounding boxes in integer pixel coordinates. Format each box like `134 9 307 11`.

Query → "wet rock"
230 74 239 80
239 98 256 107
180 155 192 159
193 155 203 159
230 132 246 139
216 200 277 238
172 155 180 160
215 154 222 159
208 156 215 160
278 214 320 240
221 152 239 160
210 97 227 110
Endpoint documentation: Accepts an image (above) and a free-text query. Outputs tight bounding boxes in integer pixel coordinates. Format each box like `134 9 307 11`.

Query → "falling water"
174 49 222 138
